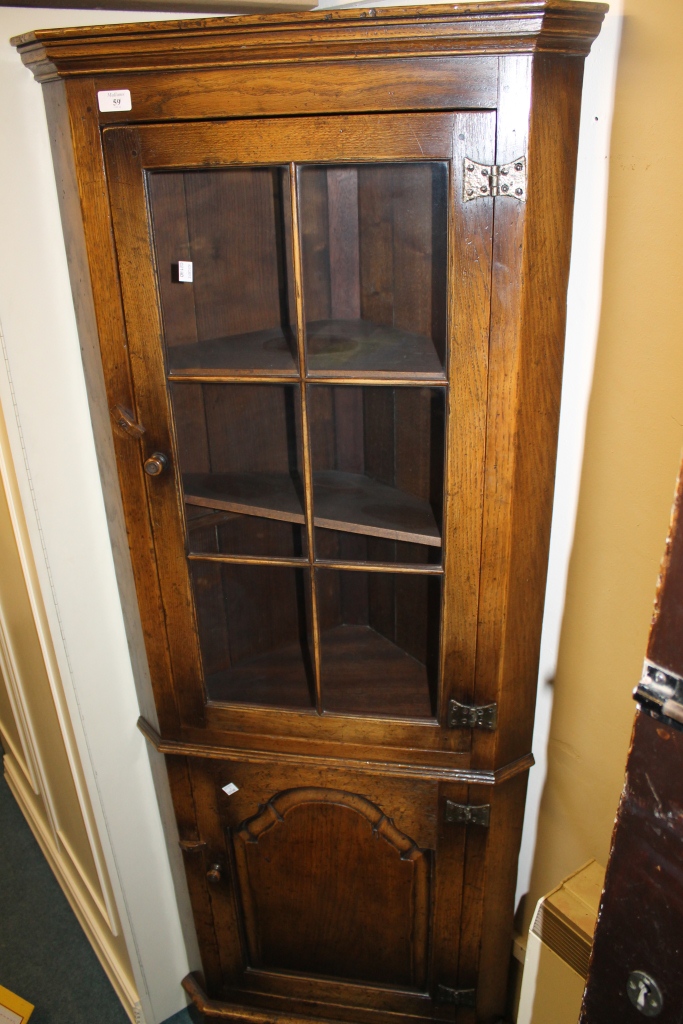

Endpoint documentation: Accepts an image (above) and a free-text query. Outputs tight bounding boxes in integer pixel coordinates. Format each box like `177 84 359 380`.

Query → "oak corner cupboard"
13 4 606 1021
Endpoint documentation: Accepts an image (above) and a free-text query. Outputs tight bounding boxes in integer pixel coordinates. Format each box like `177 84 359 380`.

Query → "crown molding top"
13 1 607 82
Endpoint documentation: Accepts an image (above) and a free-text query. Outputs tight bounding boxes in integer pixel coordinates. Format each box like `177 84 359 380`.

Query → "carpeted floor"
0 771 193 1024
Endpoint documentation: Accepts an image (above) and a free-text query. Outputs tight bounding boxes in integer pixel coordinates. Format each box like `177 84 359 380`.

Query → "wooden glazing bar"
169 372 299 383
307 371 448 389
313 560 443 575
187 552 443 574
439 154 456 726
187 553 307 568
168 373 448 387
290 162 323 714
306 373 447 385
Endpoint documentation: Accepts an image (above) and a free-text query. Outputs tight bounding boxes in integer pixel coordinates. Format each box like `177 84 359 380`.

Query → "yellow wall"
525 0 683 923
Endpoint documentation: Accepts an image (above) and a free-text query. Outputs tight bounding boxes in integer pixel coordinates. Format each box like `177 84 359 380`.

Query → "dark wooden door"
580 461 683 1022
102 111 495 757
181 760 476 1021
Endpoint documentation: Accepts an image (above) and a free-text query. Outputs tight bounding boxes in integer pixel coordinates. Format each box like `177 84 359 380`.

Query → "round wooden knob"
206 864 222 884
143 452 168 477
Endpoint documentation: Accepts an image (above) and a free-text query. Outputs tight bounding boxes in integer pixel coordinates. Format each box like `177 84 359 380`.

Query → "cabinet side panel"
177 756 235 992
473 54 585 769
469 773 528 1021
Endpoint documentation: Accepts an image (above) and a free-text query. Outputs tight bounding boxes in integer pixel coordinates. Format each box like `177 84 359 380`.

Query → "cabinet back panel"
171 382 307 556
308 386 444 503
150 167 297 375
300 163 447 377
315 569 440 719
171 382 302 477
148 172 199 347
190 562 315 709
315 529 439 567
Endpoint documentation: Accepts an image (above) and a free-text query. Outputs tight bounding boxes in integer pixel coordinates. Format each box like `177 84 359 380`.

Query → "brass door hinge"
445 801 491 828
463 156 527 202
435 985 476 1007
447 699 498 730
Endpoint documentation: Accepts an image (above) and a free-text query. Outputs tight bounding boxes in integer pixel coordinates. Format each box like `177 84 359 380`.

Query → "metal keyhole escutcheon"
144 452 168 477
627 971 663 1017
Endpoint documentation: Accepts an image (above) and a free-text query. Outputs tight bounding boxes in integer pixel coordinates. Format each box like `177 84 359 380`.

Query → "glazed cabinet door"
184 759 475 1022
103 112 494 751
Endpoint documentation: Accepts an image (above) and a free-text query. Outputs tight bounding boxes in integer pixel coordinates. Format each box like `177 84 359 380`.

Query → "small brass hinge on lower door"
436 985 476 1008
448 699 498 730
445 801 491 828
463 155 527 202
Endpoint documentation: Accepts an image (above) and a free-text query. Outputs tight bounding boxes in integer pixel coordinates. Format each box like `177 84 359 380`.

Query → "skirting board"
3 752 141 1024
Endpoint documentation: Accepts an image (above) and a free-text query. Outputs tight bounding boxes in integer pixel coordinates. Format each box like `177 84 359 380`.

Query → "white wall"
0 9 201 1023
0 3 619 1018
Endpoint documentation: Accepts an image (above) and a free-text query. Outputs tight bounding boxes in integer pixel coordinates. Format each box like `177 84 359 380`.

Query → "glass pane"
171 382 307 559
187 508 306 559
299 163 447 378
191 561 314 709
149 167 297 376
316 569 441 718
309 385 444 564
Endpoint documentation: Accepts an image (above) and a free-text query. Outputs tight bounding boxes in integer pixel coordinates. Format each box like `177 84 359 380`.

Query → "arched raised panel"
232 788 430 989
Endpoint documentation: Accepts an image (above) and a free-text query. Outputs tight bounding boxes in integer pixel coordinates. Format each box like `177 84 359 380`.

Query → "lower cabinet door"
183 758 475 1022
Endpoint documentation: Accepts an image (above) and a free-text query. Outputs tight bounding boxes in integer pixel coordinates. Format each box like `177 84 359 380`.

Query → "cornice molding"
13 2 607 83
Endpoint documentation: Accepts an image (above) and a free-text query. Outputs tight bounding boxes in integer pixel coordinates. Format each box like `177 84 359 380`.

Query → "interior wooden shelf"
167 325 298 376
206 636 313 710
166 319 445 379
313 472 440 546
184 471 305 523
183 470 440 547
206 623 433 718
320 624 433 718
306 318 445 378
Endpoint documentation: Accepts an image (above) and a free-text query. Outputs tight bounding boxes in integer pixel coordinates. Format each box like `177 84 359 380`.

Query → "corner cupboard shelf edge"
14 5 605 1022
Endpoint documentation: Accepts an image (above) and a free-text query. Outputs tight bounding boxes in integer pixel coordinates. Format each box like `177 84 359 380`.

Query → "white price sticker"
222 782 239 796
97 89 132 112
178 261 193 283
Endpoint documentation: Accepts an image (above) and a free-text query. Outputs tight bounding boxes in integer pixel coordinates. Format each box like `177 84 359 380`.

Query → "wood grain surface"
25 7 605 1021
581 712 683 1024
